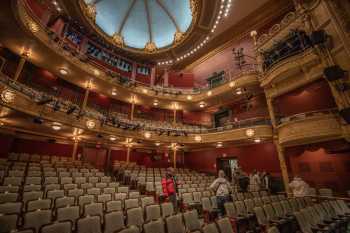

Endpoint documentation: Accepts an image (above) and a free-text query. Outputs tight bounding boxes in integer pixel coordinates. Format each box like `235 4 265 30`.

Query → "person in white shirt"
249 170 261 192
289 176 310 197
209 170 231 217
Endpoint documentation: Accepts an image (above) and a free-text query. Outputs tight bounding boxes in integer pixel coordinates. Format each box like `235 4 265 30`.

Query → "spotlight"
33 117 44 124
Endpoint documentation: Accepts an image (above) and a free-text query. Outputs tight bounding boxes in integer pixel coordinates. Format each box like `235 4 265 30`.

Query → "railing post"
13 53 28 82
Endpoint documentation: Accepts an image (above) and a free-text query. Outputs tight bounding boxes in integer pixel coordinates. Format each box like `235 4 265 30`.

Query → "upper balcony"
256 10 325 97
0 0 262 111
0 72 272 146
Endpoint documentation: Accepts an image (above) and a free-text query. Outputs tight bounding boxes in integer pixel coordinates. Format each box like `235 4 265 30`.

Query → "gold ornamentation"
1 89 15 103
112 33 124 47
174 31 184 44
84 3 97 22
190 0 199 18
144 41 157 53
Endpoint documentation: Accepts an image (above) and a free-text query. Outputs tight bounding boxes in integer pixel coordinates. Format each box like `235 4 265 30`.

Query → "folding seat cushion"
47 189 64 201
141 196 155 208
88 177 99 184
126 207 144 229
41 221 72 233
95 183 107 189
216 217 234 233
202 223 220 233
125 198 140 210
104 211 125 233
74 177 86 185
78 195 94 210
77 215 102 233
166 214 186 233
103 187 115 195
128 191 140 199
44 177 58 185
145 204 161 221
108 182 119 188
100 176 111 183
0 185 20 193
118 226 139 233
3 177 22 186
25 177 42 185
87 188 101 196
67 189 84 199
59 172 71 178
118 186 129 194
95 172 104 177
0 202 22 214
63 183 78 191
24 209 52 233
0 213 18 233
55 196 75 209
106 200 122 212
84 202 104 221
72 172 83 178
97 194 112 205
81 183 93 190
27 199 51 211
8 170 25 177
44 171 57 177
44 184 60 194
57 206 80 225
143 219 165 233
60 177 73 185
115 193 127 201
23 184 41 192
183 210 201 232
23 191 43 206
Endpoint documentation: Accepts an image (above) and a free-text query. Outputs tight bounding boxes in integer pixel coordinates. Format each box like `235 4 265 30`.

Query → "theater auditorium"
0 0 349 232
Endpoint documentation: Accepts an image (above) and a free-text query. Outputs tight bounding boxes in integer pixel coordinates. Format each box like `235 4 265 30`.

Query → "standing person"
289 176 310 197
250 170 261 192
238 171 249 192
161 167 178 212
262 172 271 191
209 170 231 217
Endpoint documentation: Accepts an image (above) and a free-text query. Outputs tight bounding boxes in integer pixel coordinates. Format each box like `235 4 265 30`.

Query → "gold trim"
78 0 201 55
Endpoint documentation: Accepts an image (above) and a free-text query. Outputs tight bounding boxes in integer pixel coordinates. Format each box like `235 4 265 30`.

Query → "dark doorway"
216 157 239 181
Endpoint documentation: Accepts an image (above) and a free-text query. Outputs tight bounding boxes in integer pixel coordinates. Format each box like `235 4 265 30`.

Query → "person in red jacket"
161 167 178 211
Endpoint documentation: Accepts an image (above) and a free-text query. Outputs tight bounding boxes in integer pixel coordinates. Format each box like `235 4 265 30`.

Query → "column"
266 97 277 128
126 146 131 164
163 69 169 87
106 148 112 172
274 139 290 194
130 102 135 120
173 109 177 124
72 140 79 160
150 67 156 86
13 55 27 82
173 149 177 169
131 62 137 81
81 87 90 111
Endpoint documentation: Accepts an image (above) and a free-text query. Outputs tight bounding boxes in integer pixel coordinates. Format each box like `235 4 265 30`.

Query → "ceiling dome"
82 0 195 53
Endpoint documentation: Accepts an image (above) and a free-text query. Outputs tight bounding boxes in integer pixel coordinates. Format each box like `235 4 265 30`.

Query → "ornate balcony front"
277 110 345 147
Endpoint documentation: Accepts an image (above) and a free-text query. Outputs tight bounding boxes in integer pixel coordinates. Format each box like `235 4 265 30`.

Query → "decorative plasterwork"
78 0 201 55
112 33 124 48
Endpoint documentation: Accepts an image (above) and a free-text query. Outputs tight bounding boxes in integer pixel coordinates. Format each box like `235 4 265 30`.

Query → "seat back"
183 210 201 232
216 217 234 233
104 211 125 233
166 214 186 233
77 215 102 233
41 221 72 233
24 209 52 233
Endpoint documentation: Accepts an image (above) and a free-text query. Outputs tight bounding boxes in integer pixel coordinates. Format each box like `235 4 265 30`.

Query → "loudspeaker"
311 30 327 45
324 65 345 81
339 108 350 124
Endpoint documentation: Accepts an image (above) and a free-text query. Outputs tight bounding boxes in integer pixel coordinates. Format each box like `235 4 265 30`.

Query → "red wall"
83 147 107 169
0 134 15 158
10 138 82 157
182 110 212 127
229 95 269 121
190 36 255 86
168 72 194 88
286 143 350 194
275 80 336 117
184 142 281 175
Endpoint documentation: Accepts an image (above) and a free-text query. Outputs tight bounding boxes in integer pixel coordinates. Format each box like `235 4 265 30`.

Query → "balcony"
277 109 344 147
0 73 272 145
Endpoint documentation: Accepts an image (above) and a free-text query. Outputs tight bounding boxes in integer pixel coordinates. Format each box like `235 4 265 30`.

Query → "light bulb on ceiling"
51 122 62 131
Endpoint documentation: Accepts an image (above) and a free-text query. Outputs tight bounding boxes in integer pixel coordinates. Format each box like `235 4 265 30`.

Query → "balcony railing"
277 108 339 125
21 0 258 96
0 73 270 135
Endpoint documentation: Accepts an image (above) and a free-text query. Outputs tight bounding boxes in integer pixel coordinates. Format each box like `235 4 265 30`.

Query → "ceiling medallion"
174 31 185 44
112 33 124 47
144 41 157 53
84 3 97 22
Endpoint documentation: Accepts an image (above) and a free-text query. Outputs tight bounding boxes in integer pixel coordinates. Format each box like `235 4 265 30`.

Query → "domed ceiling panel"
82 0 194 52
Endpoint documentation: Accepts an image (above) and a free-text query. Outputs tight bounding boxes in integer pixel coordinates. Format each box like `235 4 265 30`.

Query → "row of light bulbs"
52 0 62 12
158 0 233 66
